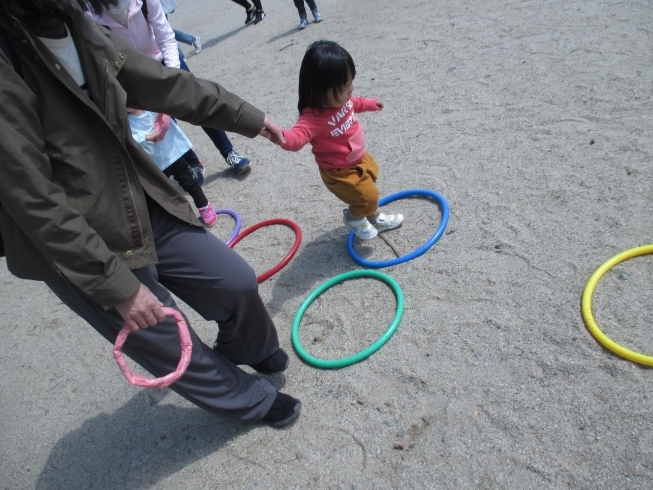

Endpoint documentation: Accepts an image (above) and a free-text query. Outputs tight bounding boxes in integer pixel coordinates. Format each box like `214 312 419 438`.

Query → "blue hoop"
347 189 449 268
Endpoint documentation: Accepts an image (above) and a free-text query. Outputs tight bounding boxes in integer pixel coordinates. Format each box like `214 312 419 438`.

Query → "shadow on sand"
35 376 287 489
185 25 248 60
263 228 382 317
266 27 299 45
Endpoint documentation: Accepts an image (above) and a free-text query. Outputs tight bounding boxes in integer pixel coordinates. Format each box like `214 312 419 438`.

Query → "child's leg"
164 155 209 210
319 153 379 239
293 0 307 16
307 0 322 22
231 0 253 9
165 156 217 227
319 152 379 218
305 0 319 13
173 29 195 46
319 153 403 234
352 153 403 231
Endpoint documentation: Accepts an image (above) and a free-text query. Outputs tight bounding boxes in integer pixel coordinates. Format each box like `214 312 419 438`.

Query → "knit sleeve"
279 111 324 152
146 0 180 68
350 96 378 113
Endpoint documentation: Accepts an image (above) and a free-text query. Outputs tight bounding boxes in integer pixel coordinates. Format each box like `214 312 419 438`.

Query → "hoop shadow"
264 228 359 317
35 390 256 490
264 193 448 313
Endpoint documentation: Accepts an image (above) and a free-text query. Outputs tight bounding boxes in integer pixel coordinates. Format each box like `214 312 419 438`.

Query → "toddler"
127 108 218 227
279 40 403 240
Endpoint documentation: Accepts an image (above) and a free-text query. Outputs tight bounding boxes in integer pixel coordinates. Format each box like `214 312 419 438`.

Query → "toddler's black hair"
297 40 356 113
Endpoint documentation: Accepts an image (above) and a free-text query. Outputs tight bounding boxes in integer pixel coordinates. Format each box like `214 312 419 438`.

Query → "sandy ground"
2 0 653 488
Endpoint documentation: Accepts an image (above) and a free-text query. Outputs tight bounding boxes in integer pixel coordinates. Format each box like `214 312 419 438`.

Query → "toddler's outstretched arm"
351 96 382 113
279 112 324 152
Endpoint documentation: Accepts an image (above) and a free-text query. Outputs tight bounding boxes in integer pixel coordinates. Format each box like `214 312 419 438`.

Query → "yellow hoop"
581 244 653 366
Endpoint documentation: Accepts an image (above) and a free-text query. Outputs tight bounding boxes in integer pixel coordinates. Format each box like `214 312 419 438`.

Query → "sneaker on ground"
192 35 201 54
225 150 251 174
190 164 205 187
254 9 266 24
245 6 256 24
312 10 323 22
198 203 217 227
298 17 308 29
373 212 404 232
343 209 377 240
248 348 289 375
263 392 302 428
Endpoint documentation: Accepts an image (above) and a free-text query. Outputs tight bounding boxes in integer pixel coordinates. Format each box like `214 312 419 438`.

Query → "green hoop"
291 270 404 369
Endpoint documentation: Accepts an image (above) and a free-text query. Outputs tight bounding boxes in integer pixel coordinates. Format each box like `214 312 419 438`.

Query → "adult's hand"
259 115 286 145
115 284 167 332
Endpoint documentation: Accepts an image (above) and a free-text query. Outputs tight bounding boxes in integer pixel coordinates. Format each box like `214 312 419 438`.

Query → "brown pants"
319 152 379 217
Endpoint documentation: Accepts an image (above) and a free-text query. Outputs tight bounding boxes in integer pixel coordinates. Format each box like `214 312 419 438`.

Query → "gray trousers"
46 199 278 421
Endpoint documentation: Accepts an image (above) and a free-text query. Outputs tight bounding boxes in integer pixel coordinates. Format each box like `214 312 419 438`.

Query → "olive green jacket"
0 9 264 308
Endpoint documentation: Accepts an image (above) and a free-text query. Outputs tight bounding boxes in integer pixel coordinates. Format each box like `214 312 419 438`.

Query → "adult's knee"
227 263 259 297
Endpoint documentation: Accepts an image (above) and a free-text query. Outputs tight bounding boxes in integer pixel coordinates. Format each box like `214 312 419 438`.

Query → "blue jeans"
178 49 234 162
293 0 318 17
174 29 196 46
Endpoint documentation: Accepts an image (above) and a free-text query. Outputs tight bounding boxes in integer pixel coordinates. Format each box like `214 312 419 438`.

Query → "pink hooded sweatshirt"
280 96 378 170
91 0 179 68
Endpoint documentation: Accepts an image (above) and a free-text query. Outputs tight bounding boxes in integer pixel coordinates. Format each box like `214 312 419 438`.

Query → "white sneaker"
192 35 201 54
373 213 404 232
343 210 377 240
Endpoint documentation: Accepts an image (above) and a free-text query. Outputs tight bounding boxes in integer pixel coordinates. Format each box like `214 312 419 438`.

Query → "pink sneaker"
199 203 217 228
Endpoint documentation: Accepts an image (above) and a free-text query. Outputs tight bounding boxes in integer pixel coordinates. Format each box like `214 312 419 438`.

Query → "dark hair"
0 0 118 17
298 40 356 113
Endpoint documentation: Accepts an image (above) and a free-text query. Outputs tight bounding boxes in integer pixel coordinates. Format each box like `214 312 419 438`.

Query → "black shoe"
254 9 266 24
249 348 289 375
263 392 301 427
245 6 256 25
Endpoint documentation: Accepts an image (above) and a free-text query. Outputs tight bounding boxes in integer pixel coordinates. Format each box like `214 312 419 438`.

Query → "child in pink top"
279 40 403 240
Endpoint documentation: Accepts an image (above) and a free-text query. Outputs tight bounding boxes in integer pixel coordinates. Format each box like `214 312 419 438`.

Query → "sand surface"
2 0 653 488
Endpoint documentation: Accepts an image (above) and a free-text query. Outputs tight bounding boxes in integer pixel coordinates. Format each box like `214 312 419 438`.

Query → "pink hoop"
113 307 192 389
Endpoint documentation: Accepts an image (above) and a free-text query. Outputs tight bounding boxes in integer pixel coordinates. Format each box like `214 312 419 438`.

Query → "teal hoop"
291 270 404 369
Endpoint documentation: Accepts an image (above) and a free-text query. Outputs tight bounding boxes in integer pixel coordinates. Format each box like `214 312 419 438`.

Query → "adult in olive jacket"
0 0 300 427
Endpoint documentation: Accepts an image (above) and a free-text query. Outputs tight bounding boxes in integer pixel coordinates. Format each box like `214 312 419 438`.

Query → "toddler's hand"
145 129 160 142
259 115 286 146
375 101 384 111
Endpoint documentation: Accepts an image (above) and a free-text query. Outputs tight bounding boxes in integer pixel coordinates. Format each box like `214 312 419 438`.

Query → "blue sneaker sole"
234 163 251 175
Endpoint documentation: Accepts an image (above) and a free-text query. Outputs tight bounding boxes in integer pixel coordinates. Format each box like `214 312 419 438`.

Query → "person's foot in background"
192 35 201 54
225 151 252 175
245 5 256 24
